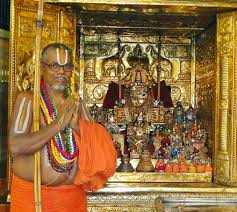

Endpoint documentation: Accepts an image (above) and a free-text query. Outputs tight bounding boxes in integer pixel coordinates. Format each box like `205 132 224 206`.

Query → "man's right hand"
56 98 78 130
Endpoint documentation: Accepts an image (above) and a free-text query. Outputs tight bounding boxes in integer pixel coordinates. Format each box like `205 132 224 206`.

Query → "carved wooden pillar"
215 12 237 185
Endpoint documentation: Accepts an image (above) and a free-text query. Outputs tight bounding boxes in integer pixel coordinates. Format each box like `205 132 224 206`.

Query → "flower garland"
40 79 79 172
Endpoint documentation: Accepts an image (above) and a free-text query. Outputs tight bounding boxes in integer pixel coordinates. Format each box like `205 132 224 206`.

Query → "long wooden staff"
33 0 44 211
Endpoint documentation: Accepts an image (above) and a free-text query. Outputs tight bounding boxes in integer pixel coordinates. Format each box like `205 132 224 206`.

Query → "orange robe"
10 120 117 212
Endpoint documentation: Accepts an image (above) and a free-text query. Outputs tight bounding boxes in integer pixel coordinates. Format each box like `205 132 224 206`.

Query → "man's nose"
57 66 65 74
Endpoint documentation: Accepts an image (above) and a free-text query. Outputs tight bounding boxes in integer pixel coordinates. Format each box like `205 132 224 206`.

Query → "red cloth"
103 80 173 108
152 80 173 108
10 120 117 211
103 81 125 108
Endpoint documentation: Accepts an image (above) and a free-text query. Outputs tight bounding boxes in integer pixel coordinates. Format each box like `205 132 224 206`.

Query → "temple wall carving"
9 0 76 115
80 31 192 109
87 190 237 212
215 12 237 185
195 24 216 175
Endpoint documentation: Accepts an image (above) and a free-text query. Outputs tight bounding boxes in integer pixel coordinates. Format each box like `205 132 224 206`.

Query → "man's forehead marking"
56 47 68 65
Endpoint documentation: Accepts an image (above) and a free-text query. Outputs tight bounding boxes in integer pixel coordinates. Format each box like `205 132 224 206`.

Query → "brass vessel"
116 154 134 172
136 149 155 172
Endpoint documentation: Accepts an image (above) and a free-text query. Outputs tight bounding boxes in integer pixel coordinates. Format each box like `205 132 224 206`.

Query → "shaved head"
41 43 73 64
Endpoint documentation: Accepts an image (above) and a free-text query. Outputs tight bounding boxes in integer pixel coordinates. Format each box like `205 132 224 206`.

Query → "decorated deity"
155 159 166 172
173 101 184 124
185 105 196 129
130 85 149 107
158 101 165 123
164 109 173 129
127 112 149 158
158 134 171 159
170 143 180 160
106 110 120 134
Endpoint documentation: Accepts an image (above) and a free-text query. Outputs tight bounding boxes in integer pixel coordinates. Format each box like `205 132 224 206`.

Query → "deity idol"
173 101 184 124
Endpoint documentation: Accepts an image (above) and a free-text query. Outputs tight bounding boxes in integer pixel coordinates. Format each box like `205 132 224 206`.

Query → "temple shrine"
1 0 237 211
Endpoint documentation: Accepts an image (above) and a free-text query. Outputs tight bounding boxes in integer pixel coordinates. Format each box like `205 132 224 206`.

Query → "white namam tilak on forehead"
56 47 68 65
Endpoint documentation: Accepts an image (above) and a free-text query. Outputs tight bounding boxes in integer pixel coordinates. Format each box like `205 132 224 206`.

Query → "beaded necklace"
40 79 79 172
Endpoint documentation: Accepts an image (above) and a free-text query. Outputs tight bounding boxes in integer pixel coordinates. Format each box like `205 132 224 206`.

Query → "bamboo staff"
33 0 44 211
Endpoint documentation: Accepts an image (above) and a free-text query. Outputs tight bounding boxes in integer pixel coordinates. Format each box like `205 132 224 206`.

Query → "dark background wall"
0 0 10 30
0 0 10 178
0 83 8 178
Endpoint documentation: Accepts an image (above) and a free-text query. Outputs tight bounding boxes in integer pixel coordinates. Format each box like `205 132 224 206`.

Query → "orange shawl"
74 119 117 191
10 120 116 212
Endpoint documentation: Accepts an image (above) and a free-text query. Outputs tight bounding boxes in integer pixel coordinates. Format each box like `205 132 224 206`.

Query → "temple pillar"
215 11 237 185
